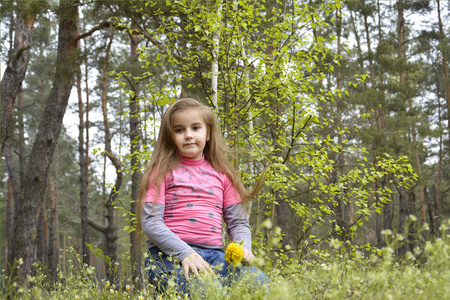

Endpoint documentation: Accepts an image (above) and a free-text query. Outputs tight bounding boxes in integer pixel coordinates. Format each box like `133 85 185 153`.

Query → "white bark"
211 1 222 108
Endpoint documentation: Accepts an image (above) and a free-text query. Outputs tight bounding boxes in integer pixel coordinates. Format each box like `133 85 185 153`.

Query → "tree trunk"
400 1 424 223
47 174 57 281
395 0 407 235
1 3 35 154
427 190 436 236
6 176 15 271
383 176 392 233
102 33 120 283
36 200 48 262
436 0 450 144
435 77 442 235
54 144 60 272
129 23 143 288
18 86 26 187
374 175 382 248
88 33 120 284
408 189 417 252
84 38 91 264
210 2 222 109
397 186 408 256
407 78 425 223
5 141 20 268
77 43 90 266
129 101 142 286
12 0 79 278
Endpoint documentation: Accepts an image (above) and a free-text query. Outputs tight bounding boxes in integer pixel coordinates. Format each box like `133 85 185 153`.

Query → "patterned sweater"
142 155 251 262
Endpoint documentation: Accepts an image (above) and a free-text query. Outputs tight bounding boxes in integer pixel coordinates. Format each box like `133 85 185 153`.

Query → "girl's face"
172 108 209 160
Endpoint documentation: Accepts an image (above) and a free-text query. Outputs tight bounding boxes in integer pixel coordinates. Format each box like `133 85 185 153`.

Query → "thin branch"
87 217 107 232
12 46 31 65
283 115 312 164
70 21 112 46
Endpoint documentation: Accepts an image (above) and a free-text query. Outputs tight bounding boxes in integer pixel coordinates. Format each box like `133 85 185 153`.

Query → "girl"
139 98 267 294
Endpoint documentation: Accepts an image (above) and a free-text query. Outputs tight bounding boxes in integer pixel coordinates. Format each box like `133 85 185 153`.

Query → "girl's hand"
181 252 213 279
242 247 255 265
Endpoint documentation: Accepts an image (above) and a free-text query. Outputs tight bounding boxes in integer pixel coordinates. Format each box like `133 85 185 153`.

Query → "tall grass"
2 219 449 299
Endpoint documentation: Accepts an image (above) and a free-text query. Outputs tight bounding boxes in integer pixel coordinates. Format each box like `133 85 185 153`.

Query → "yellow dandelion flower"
225 242 244 266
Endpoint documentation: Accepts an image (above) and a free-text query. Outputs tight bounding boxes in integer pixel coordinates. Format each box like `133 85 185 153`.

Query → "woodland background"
1 0 450 287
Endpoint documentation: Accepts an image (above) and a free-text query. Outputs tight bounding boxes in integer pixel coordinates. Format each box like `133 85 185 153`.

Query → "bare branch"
70 21 112 46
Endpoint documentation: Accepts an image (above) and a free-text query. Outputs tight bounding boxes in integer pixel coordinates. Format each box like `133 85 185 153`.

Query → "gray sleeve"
142 202 194 262
223 203 252 251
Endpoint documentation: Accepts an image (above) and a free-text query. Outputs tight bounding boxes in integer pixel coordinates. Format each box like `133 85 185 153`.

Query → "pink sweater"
145 156 241 247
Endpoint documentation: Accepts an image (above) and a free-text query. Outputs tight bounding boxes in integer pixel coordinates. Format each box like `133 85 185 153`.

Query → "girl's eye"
174 128 183 133
193 126 199 130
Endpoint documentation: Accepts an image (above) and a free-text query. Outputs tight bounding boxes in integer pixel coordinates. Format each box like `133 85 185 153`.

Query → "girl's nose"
185 129 193 139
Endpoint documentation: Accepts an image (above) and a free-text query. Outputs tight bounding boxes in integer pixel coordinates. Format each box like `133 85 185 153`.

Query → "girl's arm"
223 202 252 251
224 202 255 264
142 202 195 262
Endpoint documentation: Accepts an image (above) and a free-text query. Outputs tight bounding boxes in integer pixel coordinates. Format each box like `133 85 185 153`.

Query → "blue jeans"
145 246 268 296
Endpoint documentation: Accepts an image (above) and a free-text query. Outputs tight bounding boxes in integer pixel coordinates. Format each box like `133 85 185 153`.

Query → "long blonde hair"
138 98 256 207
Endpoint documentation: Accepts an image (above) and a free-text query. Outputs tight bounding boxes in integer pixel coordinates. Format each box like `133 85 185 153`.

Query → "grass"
2 219 449 299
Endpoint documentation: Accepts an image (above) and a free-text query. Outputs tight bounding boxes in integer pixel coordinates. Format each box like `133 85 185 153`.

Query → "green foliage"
111 0 421 256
